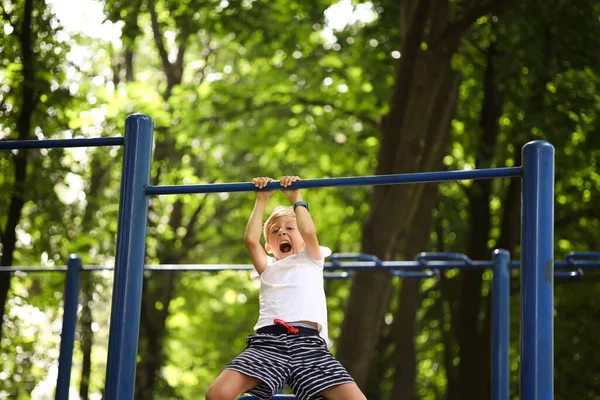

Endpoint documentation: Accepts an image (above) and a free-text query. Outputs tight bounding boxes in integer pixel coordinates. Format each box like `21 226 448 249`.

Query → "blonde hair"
263 206 295 241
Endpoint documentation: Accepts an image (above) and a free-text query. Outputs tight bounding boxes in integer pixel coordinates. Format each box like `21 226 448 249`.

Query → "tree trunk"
79 279 93 400
362 182 440 400
497 151 521 255
440 270 460 400
453 39 504 400
0 0 36 341
336 49 461 387
135 271 178 399
364 319 395 400
390 183 440 400
336 0 465 387
135 201 187 398
135 198 226 398
125 46 135 82
134 6 189 397
336 0 512 390
78 155 112 399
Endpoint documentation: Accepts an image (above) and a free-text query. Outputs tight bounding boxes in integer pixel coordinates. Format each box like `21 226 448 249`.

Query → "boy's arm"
280 176 322 260
245 177 272 274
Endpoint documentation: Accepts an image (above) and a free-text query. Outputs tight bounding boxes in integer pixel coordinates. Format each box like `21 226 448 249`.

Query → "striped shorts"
225 325 354 400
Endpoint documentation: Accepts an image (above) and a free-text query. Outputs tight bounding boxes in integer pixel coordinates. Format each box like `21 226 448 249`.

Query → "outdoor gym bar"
6 249 596 400
144 167 523 195
0 137 124 149
110 114 553 400
0 113 554 400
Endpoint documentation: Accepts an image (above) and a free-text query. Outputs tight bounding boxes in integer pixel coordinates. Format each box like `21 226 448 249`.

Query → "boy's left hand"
280 175 302 203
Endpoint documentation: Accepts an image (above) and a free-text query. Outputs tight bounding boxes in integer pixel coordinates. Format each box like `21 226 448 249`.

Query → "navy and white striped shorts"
225 326 354 400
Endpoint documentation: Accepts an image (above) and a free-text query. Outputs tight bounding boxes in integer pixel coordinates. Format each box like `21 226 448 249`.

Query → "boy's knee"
205 383 234 400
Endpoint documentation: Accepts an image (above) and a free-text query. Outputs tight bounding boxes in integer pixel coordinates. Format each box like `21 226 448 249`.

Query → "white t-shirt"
252 247 332 344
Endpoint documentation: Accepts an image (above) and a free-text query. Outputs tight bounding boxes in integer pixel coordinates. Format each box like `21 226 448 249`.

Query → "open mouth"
279 241 292 253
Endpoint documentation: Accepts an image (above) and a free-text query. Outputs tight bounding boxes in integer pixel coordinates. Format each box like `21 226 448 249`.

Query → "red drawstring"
274 319 299 334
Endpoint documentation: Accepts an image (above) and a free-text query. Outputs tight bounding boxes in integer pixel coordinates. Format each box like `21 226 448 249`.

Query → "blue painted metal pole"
1 257 598 273
104 114 154 400
491 249 510 400
520 141 554 400
0 137 123 150
145 167 522 195
55 255 82 400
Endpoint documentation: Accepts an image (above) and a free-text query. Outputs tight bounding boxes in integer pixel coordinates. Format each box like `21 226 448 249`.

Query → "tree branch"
195 98 377 129
433 0 511 49
296 97 378 127
193 39 216 87
175 38 186 72
455 179 470 195
430 0 452 41
181 202 204 246
148 3 171 77
181 196 243 251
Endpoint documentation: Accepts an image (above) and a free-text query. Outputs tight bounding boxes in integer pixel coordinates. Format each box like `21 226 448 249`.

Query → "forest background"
1 0 600 399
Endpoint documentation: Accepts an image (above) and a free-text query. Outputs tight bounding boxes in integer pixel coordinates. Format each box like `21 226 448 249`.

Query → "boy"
206 176 366 400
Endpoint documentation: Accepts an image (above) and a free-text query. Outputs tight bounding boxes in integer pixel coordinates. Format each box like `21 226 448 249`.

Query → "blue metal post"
491 249 510 400
104 114 154 400
521 141 554 400
55 255 82 400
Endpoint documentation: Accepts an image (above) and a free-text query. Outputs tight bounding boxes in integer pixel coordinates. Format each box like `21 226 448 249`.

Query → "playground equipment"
4 251 599 399
0 113 556 399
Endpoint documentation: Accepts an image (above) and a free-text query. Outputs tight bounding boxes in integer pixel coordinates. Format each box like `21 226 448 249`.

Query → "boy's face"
265 215 305 260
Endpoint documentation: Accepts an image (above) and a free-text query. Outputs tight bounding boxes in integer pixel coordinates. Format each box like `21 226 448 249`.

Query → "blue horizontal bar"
330 253 383 268
145 167 523 195
1 260 596 273
0 262 489 272
554 270 583 280
416 252 475 266
390 270 439 279
0 267 69 273
324 271 353 280
565 252 600 266
0 137 124 150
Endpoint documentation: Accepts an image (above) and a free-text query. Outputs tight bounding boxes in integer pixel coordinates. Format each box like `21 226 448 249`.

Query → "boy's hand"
252 177 274 202
280 175 302 204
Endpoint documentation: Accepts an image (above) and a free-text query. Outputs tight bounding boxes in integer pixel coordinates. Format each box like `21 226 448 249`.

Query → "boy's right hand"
252 177 274 201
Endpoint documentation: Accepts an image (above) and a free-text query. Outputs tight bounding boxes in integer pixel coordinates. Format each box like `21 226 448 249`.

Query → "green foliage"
420 1 600 398
2 0 600 398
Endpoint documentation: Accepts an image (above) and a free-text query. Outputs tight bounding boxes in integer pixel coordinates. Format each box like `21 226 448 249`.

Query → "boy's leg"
206 369 262 400
320 382 367 400
286 335 362 400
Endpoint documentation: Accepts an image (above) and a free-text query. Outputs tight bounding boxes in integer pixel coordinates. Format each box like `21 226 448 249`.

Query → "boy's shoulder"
315 246 332 259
